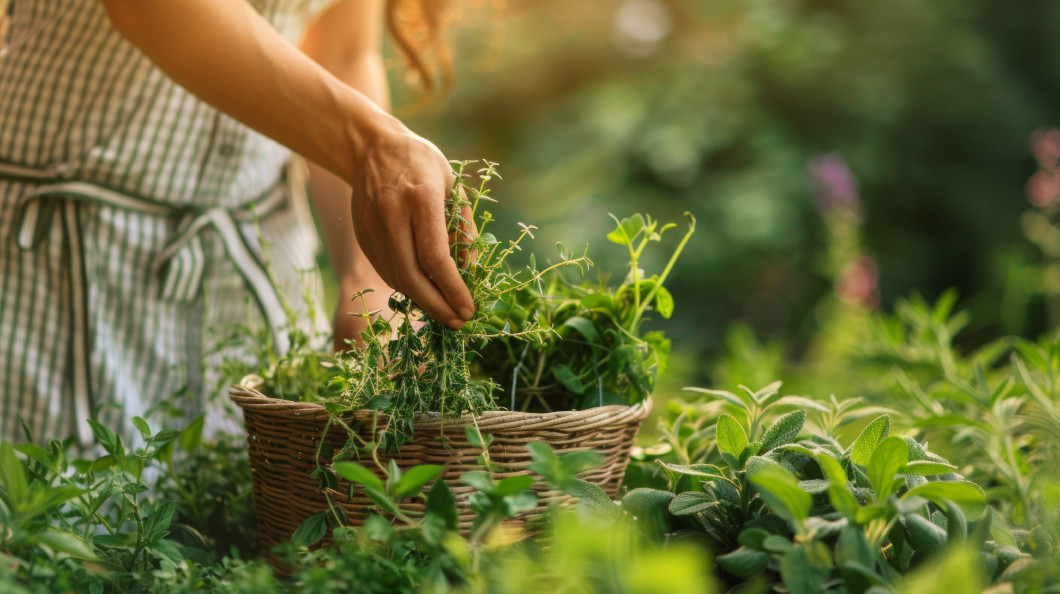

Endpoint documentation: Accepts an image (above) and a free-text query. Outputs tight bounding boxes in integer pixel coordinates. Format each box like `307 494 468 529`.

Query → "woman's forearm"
100 0 476 329
99 0 397 183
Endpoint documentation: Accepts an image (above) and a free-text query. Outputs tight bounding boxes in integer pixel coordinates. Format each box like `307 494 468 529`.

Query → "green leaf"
716 413 749 459
903 514 947 555
131 416 151 438
748 464 812 523
494 475 535 497
390 464 444 498
905 460 957 476
567 479 620 517
365 487 404 517
834 526 875 568
20 485 85 519
716 546 769 579
463 425 493 449
34 530 96 559
817 454 859 521
763 534 794 553
781 543 834 594
761 410 807 451
291 513 328 547
606 213 646 247
152 429 180 443
738 528 771 550
902 481 985 518
620 488 675 514
653 285 674 319
868 436 909 501
501 491 539 517
668 491 719 516
180 416 205 454
86 420 119 454
14 443 55 472
0 442 29 506
388 459 402 485
656 461 726 480
849 415 891 466
461 471 496 493
144 502 175 541
553 363 585 394
561 316 602 343
984 507 1016 548
797 479 831 494
425 479 458 530
333 462 386 493
123 482 149 495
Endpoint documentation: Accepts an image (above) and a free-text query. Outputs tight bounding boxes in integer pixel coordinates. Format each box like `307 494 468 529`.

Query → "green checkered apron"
0 0 335 445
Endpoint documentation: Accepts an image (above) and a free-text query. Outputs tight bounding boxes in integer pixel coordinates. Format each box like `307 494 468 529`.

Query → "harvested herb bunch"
475 213 695 412
247 160 588 446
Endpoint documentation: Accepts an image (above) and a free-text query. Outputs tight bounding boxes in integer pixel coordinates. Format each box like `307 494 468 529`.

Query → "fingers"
411 200 474 325
355 194 472 331
349 130 475 330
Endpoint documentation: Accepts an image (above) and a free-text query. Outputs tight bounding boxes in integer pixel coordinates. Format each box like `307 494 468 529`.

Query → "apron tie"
10 176 290 446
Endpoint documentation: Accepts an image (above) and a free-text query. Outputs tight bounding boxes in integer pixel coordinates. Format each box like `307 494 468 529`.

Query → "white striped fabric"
0 0 335 445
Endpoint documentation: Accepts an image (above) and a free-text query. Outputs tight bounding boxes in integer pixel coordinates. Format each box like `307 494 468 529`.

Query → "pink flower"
1027 170 1060 208
836 255 879 308
808 153 862 216
1031 128 1060 170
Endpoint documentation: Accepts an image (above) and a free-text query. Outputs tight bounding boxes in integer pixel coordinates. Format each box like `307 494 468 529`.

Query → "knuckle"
419 247 450 271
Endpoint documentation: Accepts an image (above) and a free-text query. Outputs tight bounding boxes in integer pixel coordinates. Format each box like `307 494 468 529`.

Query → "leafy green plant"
476 212 696 411
615 382 1039 592
0 414 263 592
233 160 591 448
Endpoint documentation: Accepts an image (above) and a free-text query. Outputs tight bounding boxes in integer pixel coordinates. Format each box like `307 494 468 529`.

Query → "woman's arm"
99 0 473 330
299 0 394 349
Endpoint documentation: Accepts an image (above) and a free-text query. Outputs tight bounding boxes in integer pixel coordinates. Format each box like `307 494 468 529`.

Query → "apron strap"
8 173 291 445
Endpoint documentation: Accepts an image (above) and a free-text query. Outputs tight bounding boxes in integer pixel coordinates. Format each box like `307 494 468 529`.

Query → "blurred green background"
385 0 1060 389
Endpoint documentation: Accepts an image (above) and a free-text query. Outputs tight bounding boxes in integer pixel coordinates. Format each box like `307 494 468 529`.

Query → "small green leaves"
527 441 603 491
132 417 152 438
849 415 891 466
291 513 328 548
180 416 204 454
903 514 947 555
606 213 646 247
656 460 727 481
761 410 806 451
333 462 385 493
668 491 719 516
748 464 812 524
901 481 986 517
817 454 860 521
566 479 621 518
654 286 675 319
0 442 28 508
905 460 957 476
867 436 909 501
464 425 493 450
717 546 769 579
716 414 749 459
390 465 444 498
425 479 458 530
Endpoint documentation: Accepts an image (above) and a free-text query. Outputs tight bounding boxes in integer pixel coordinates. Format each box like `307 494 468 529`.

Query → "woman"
0 0 472 444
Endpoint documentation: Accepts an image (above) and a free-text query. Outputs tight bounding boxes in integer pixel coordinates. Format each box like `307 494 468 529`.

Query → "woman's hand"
349 127 474 330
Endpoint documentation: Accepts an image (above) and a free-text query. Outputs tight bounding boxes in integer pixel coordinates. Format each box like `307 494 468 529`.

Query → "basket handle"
238 374 266 394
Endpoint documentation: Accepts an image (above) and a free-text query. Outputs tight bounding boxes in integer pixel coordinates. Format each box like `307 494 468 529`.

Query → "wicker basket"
230 377 651 575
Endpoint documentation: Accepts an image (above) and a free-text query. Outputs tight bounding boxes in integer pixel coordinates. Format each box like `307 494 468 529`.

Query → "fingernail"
458 307 474 321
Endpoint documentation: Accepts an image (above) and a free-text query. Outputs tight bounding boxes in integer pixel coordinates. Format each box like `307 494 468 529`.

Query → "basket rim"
229 374 653 428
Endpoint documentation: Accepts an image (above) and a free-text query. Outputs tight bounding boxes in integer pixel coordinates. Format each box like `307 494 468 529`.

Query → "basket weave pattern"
230 385 651 573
